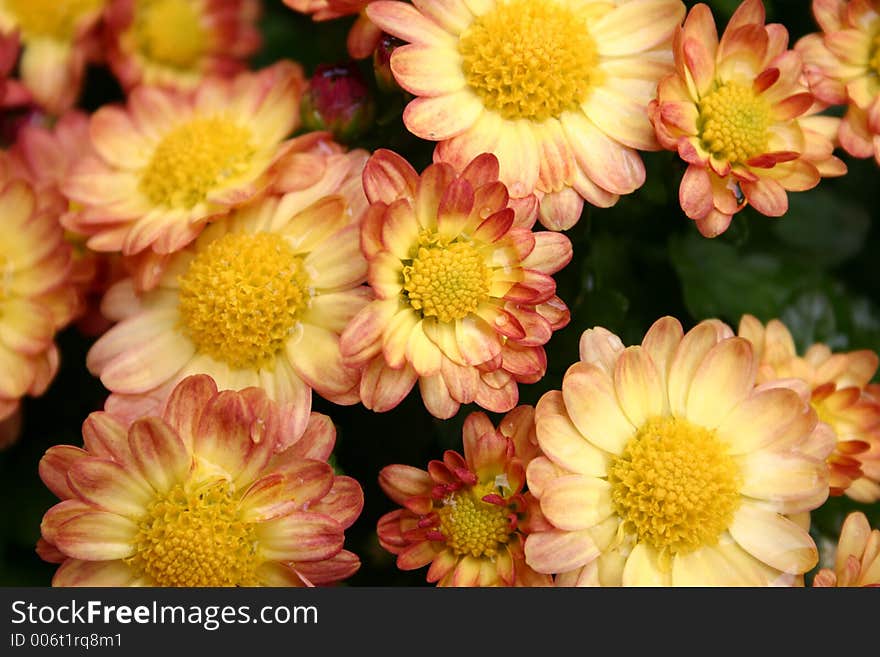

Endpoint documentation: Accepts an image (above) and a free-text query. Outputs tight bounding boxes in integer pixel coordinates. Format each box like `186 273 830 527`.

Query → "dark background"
1 0 878 587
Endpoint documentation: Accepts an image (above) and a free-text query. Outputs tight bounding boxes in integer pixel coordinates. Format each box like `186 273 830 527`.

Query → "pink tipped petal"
455 316 502 365
592 0 686 56
562 362 634 455
578 327 625 373
524 529 600 574
679 165 714 220
562 112 646 196
258 512 344 562
363 149 419 205
739 451 829 511
729 502 818 573
667 323 724 417
391 44 466 95
740 177 788 217
403 91 483 141
522 231 573 274
308 476 365 530
340 300 398 366
40 446 89 500
396 540 437 570
540 474 614 530
686 338 756 428
53 512 138 561
614 346 666 428
52 559 139 587
535 391 608 476
67 459 154 518
294 550 361 584
366 1 457 46
538 187 584 231
716 387 808 456
420 373 460 418
128 417 191 494
360 359 418 412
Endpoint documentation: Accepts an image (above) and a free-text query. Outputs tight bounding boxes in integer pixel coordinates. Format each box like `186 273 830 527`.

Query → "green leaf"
669 231 817 325
773 189 870 268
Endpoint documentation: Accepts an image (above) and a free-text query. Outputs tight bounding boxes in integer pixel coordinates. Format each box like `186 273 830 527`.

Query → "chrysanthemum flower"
104 0 262 92
738 314 880 503
524 316 834 586
365 0 685 230
0 177 77 424
10 111 125 336
38 374 364 587
339 150 571 419
649 0 847 238
0 0 105 114
86 134 370 441
796 0 880 165
377 405 551 586
284 0 381 60
61 61 306 263
812 511 880 587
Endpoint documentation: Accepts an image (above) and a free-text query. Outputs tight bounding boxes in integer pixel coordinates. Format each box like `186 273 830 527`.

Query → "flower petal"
562 362 634 455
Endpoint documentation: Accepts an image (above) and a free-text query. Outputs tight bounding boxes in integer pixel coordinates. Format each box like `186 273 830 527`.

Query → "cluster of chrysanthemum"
0 0 875 587
379 315 880 586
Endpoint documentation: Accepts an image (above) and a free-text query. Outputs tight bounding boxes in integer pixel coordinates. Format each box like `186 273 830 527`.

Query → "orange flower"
61 62 306 270
377 406 551 586
284 0 381 60
525 316 833 586
366 0 685 230
10 111 126 336
86 134 370 442
0 176 77 425
0 0 106 114
796 0 880 165
339 150 571 419
38 374 364 586
649 0 847 238
812 511 880 587
738 314 880 503
104 0 262 92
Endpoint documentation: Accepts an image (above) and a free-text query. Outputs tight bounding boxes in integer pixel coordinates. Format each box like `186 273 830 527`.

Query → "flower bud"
372 33 405 94
300 62 375 143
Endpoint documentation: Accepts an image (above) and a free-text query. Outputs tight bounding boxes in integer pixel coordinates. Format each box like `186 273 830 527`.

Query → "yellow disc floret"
134 0 207 70
127 481 259 587
403 235 491 323
698 81 771 164
458 0 600 121
4 0 104 40
609 416 742 560
0 253 9 301
437 490 512 558
139 116 255 208
178 232 311 370
869 32 880 77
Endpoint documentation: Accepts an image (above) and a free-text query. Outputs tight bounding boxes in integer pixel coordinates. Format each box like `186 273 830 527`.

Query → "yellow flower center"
458 0 600 122
178 232 311 370
437 489 511 558
139 116 255 209
0 253 9 300
126 481 259 587
698 81 771 164
609 417 742 559
402 235 490 323
134 0 207 70
4 0 103 40
869 32 880 76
